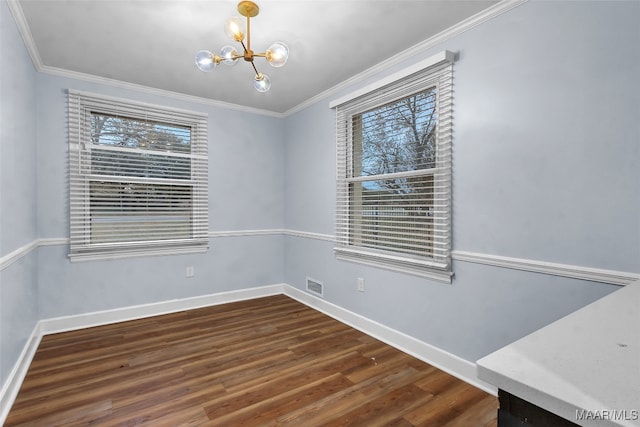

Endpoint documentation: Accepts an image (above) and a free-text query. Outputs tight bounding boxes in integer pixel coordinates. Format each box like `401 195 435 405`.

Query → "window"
333 53 453 282
68 90 208 261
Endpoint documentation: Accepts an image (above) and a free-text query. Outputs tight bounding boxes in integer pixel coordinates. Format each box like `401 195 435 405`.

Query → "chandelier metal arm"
250 61 260 77
239 40 250 59
245 14 251 52
239 34 264 78
195 1 289 92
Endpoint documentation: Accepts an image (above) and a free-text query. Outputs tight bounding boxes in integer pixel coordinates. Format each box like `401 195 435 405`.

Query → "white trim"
329 50 455 109
38 284 284 335
2 233 638 286
284 0 528 116
37 237 69 246
1 238 68 271
5 0 43 71
0 239 39 270
335 247 453 284
452 250 640 286
0 323 42 423
8 0 526 118
282 284 496 395
52 66 284 118
0 284 284 425
283 229 335 242
3 0 283 120
0 282 495 425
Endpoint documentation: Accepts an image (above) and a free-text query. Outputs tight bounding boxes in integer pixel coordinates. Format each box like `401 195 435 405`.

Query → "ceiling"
12 0 500 115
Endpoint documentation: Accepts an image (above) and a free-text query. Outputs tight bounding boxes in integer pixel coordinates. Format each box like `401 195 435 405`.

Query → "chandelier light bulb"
196 2 288 93
224 16 245 42
220 46 239 66
195 50 217 72
253 73 271 92
266 42 289 68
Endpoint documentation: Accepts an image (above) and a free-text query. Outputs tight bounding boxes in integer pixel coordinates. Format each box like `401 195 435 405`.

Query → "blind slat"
334 57 453 282
69 90 209 260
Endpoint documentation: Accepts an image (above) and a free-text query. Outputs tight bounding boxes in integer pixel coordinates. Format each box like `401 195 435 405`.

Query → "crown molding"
41 65 286 118
5 0 284 118
283 0 528 117
6 0 42 70
8 0 526 119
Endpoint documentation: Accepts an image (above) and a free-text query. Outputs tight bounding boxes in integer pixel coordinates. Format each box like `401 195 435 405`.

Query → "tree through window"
351 88 437 257
334 55 453 282
68 91 209 260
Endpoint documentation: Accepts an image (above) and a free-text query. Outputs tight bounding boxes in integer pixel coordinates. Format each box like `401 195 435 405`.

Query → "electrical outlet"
186 266 195 277
357 277 365 292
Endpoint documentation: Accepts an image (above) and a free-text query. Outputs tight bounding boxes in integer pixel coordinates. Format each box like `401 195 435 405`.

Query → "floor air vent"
306 277 324 297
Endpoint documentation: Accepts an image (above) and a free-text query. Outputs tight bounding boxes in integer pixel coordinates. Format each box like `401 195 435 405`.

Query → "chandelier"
195 1 289 93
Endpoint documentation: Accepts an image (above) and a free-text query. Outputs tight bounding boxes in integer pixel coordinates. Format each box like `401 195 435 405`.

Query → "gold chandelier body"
195 1 289 93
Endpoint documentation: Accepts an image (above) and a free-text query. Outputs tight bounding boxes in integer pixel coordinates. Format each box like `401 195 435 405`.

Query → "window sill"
334 246 453 284
68 245 208 262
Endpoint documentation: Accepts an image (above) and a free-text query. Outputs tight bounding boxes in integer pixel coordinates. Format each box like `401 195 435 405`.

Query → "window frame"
332 52 454 283
68 90 209 261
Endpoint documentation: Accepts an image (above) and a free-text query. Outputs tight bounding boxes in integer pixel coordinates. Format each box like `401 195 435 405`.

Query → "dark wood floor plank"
217 375 356 426
7 399 113 427
322 383 436 427
440 393 499 427
203 351 367 418
405 378 492 426
275 366 431 425
6 294 497 426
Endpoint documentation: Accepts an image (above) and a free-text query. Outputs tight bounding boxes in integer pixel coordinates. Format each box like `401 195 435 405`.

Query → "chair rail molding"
452 250 639 286
1 232 637 286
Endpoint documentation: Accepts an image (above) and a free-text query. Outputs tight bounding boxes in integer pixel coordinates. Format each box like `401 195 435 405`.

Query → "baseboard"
0 284 284 424
282 284 497 395
0 323 43 423
0 282 495 425
39 284 285 335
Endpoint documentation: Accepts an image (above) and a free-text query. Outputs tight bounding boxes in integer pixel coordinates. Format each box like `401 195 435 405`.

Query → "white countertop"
477 280 640 427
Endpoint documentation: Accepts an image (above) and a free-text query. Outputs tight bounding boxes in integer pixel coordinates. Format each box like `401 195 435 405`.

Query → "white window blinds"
334 56 453 283
68 90 209 261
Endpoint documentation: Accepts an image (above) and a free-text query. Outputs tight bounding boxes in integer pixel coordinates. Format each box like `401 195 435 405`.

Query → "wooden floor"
6 295 497 426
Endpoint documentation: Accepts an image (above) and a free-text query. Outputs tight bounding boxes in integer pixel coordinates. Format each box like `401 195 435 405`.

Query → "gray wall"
1 0 286 386
35 74 286 319
1 0 639 393
283 0 639 362
0 0 39 384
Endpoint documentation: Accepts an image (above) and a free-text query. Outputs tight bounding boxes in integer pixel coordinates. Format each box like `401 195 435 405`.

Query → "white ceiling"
12 0 500 115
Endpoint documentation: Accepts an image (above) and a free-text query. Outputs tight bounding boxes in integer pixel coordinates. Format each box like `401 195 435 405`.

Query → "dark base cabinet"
498 390 580 427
